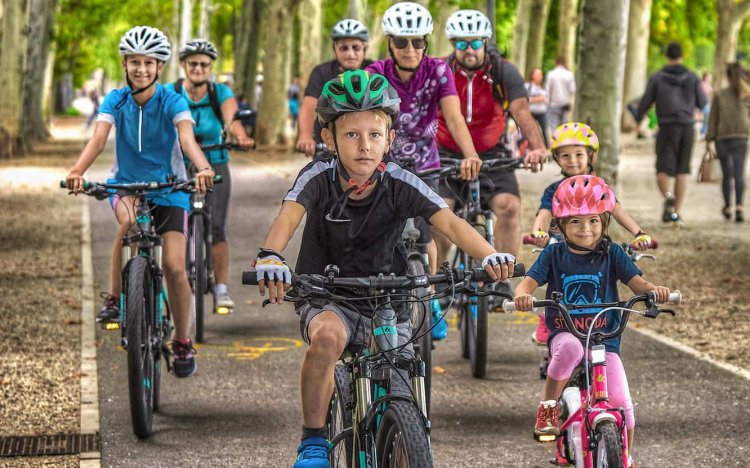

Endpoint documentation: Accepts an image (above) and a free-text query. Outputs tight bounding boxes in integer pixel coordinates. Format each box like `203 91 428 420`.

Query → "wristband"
257 248 286 262
198 166 214 173
635 230 646 237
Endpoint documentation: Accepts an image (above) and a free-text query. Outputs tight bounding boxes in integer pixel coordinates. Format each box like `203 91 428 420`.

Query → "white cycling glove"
252 248 292 284
481 252 516 268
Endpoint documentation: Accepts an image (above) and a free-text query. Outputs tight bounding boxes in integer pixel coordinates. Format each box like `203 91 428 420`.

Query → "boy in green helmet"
251 70 516 467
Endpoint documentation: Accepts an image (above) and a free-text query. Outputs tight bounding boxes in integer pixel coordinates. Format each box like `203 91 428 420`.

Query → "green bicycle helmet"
316 69 401 127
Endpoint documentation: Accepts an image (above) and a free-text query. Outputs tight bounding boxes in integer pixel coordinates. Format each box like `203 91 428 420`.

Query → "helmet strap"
559 215 612 259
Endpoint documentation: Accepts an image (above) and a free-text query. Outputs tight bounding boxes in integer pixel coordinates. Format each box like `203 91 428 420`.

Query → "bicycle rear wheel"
593 420 624 468
407 258 432 415
124 256 156 438
327 365 353 467
376 400 433 468
190 213 206 343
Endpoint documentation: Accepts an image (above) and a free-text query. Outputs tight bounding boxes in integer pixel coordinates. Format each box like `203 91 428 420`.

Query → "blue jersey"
98 84 194 212
163 82 234 165
539 179 563 212
526 242 642 354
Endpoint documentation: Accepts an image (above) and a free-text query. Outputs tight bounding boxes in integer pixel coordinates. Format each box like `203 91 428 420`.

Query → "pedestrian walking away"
706 62 750 223
545 56 576 132
634 41 707 227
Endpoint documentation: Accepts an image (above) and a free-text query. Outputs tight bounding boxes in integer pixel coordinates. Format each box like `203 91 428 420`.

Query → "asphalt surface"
87 154 750 468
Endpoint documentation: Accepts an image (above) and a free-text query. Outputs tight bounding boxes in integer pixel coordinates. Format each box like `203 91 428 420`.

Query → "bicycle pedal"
534 433 557 444
101 322 121 331
216 306 233 315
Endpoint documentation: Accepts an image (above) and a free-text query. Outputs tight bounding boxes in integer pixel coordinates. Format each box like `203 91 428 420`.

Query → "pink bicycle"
504 289 681 467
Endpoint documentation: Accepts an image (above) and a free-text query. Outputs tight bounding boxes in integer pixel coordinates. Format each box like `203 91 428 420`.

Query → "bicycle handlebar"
200 142 251 152
60 176 223 193
241 264 525 289
502 290 681 342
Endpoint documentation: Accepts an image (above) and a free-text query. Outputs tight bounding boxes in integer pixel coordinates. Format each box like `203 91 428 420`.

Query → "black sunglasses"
187 60 212 69
335 44 364 53
392 37 427 50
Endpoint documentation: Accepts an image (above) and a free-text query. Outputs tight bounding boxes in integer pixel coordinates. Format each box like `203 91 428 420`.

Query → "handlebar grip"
474 263 525 281
502 301 517 313
631 238 659 250
214 175 223 184
60 180 92 189
668 290 681 305
523 235 536 245
242 271 258 285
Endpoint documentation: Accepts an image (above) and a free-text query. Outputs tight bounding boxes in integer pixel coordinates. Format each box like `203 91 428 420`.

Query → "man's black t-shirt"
304 59 375 143
284 159 447 317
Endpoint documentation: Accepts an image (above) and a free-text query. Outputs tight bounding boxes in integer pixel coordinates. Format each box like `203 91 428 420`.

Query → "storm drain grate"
0 433 99 457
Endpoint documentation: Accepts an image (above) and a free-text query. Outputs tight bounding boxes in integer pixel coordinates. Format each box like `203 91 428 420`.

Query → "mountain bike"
427 154 525 378
523 235 661 380
187 110 252 343
61 176 218 438
242 264 523 467
504 289 681 468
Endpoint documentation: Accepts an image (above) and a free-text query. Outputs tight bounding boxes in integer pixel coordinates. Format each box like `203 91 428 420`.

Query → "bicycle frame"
187 190 217 305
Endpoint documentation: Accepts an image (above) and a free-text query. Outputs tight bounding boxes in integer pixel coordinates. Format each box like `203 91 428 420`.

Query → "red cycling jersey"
436 64 506 153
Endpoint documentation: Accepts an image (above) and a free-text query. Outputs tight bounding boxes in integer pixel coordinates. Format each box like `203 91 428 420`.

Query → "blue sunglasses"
454 39 485 51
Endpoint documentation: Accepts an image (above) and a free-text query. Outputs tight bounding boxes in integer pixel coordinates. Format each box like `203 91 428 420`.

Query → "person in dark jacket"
634 42 708 226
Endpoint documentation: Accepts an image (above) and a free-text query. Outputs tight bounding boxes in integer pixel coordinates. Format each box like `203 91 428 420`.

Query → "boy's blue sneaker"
294 436 330 468
431 299 448 341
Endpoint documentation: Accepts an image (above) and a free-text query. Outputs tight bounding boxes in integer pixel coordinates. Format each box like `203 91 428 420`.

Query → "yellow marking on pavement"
116 337 305 361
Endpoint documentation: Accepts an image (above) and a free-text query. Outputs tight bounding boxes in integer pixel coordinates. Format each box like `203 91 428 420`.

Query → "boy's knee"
308 324 347 359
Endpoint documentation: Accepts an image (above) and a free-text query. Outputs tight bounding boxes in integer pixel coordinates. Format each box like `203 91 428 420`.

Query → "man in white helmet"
296 19 373 156
65 26 215 378
434 9 548 306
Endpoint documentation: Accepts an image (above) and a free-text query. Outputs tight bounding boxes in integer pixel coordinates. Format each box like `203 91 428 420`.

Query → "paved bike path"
88 154 750 467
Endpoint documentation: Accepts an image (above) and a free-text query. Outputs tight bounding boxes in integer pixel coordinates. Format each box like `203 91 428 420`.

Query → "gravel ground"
0 155 82 468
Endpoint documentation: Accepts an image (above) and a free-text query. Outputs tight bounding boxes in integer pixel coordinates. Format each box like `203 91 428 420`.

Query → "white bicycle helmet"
382 2 433 37
119 26 172 62
331 19 370 41
445 10 492 39
179 38 218 61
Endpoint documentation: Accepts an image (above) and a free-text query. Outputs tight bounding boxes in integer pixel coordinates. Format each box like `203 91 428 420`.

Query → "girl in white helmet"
368 2 492 340
65 26 214 378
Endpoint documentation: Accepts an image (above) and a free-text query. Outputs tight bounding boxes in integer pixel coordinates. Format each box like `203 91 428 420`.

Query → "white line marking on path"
79 197 101 468
630 325 750 382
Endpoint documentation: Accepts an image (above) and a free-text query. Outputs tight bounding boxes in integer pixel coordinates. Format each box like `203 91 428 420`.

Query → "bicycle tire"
593 420 624 468
191 213 206 343
125 256 155 438
152 291 164 413
469 224 489 378
375 400 433 468
407 258 432 416
328 365 354 467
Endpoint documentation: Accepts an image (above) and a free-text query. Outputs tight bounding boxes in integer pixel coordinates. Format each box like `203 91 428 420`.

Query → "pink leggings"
548 332 635 429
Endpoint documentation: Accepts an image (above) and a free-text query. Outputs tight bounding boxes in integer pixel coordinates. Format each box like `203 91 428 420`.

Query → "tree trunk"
21 0 55 143
574 0 629 187
524 0 551 79
714 0 750 89
511 0 532 76
198 0 211 39
235 0 267 107
165 0 181 82
621 0 651 131
180 0 193 47
298 0 321 90
366 12 385 61
429 0 458 58
0 0 30 158
348 0 367 21
256 0 300 145
557 0 578 72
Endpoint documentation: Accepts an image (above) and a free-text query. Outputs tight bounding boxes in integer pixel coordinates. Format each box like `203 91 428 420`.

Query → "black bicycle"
421 154 525 378
61 176 218 438
242 264 522 467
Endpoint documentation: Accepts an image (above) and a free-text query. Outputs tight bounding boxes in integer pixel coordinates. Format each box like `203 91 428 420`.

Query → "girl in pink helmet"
513 175 672 468
529 122 653 346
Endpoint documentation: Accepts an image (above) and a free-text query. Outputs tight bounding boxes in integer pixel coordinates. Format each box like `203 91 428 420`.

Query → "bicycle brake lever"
660 308 676 317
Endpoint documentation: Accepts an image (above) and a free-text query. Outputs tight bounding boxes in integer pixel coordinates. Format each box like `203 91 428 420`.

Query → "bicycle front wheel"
464 254 489 378
593 420 624 468
407 258 432 415
327 365 353 467
124 256 156 438
376 401 433 468
190 213 206 343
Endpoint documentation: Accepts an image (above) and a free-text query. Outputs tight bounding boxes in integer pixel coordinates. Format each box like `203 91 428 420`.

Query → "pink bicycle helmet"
552 175 616 218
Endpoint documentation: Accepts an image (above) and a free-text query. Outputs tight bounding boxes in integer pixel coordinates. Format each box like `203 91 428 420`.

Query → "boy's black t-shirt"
304 59 375 143
284 159 447 317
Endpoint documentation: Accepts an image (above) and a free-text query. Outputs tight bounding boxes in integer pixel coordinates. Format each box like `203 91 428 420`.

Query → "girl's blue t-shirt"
162 82 234 165
98 83 194 212
526 241 642 354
